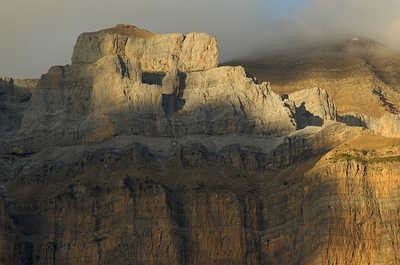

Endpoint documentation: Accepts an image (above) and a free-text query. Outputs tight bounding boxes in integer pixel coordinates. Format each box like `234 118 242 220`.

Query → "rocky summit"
1 25 400 265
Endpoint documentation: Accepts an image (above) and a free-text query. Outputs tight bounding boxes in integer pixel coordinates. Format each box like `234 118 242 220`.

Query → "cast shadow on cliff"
0 79 32 135
0 79 32 104
295 102 323 129
162 72 187 116
337 114 367 128
3 118 357 265
141 71 187 116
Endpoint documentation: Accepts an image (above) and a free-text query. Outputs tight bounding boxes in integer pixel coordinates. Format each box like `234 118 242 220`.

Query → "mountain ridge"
1 25 400 265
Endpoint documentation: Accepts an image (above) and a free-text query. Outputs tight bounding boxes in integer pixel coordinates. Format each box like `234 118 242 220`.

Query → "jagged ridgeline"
1 24 400 265
4 23 302 151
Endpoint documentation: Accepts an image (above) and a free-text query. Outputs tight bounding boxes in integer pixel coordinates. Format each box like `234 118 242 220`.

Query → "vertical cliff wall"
2 25 400 265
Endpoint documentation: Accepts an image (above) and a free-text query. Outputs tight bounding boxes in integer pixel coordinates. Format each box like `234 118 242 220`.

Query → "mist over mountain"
2 23 400 264
1 0 400 78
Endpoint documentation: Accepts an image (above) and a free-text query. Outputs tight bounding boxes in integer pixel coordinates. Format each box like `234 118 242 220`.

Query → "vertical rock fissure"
162 72 186 115
238 195 248 265
95 241 102 265
18 242 34 265
117 55 130 79
162 71 187 137
94 216 102 265
51 202 58 265
238 195 263 265
165 190 187 265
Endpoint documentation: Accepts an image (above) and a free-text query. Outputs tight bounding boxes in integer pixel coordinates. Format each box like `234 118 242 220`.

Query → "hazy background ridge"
1 0 400 78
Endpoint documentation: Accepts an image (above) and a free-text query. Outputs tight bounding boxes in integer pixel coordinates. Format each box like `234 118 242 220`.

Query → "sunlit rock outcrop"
289 87 336 129
12 24 296 152
3 25 400 265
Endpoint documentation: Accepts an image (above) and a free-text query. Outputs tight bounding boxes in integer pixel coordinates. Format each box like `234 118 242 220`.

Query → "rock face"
239 38 400 136
0 200 18 265
364 113 400 138
10 24 296 153
0 124 332 265
173 66 296 135
289 87 336 129
6 127 400 265
303 136 400 265
72 24 218 72
0 77 33 136
2 25 400 265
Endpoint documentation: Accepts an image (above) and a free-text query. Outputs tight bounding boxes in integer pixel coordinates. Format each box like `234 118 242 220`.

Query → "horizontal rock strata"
1 25 400 265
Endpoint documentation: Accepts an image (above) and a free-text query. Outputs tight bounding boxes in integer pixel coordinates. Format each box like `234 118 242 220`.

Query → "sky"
1 0 400 78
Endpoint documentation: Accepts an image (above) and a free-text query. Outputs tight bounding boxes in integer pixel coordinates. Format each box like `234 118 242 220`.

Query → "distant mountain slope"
231 37 400 118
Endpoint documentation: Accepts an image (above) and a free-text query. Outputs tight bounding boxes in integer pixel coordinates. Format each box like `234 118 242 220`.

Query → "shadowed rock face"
2 25 400 265
0 77 33 137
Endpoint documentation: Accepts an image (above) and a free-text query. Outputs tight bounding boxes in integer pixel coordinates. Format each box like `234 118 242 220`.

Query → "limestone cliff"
10 24 295 154
6 125 400 265
238 37 400 136
2 25 400 265
72 24 218 72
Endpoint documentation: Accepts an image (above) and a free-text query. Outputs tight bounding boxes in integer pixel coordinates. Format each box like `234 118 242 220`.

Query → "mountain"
231 37 400 137
1 25 400 265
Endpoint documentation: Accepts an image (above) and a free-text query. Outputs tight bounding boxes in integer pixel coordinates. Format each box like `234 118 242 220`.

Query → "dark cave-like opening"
141 72 166 86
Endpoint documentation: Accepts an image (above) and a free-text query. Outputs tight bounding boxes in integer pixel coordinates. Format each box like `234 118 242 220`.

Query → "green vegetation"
331 153 367 164
331 152 400 164
369 155 400 163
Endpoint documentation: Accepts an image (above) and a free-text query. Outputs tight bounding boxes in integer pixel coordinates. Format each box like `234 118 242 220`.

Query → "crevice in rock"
281 94 289 101
245 71 261 84
162 72 187 116
372 87 398 114
237 96 247 118
237 195 264 265
117 55 130 79
18 241 34 265
165 190 188 265
141 72 165 86
94 216 103 265
177 72 187 98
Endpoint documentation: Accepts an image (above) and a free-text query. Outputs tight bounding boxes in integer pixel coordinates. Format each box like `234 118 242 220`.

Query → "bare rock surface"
7 24 297 153
72 24 218 72
173 66 296 135
0 77 33 136
289 87 336 129
3 25 400 265
239 37 400 137
364 113 400 137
